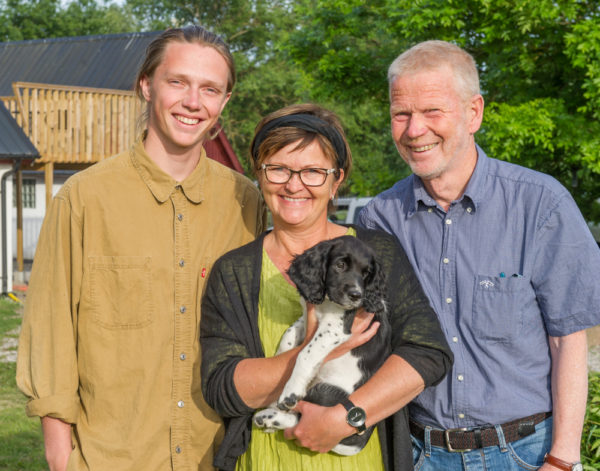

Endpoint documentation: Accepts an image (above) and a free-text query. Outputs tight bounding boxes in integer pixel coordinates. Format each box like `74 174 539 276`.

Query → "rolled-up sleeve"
16 189 81 424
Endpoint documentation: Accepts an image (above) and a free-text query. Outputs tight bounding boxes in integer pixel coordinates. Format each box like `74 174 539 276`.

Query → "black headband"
251 113 347 170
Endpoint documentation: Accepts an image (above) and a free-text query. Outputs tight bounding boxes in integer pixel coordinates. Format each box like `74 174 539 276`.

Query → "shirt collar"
461 144 489 210
130 135 207 204
409 143 489 215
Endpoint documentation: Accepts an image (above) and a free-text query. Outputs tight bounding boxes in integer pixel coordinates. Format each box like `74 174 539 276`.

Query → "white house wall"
11 174 68 261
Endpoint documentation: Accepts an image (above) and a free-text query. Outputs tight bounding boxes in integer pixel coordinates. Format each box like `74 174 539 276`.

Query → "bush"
582 372 600 469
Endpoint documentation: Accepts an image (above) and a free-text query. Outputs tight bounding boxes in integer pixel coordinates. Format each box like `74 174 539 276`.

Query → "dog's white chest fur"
278 298 361 397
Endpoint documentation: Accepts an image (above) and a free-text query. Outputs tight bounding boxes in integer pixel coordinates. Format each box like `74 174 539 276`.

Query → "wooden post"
45 162 54 210
15 167 24 274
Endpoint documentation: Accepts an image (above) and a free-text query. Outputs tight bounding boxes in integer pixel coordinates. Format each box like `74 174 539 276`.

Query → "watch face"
572 464 583 471
347 407 366 427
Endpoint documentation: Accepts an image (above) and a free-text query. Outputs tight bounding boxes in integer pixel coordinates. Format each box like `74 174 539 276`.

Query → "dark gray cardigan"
200 226 452 470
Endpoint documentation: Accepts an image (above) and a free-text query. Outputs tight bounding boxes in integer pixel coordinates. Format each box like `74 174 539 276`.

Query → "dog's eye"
335 260 346 271
363 268 371 278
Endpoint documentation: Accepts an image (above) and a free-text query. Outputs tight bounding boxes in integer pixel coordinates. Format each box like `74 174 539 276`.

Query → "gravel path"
0 328 19 362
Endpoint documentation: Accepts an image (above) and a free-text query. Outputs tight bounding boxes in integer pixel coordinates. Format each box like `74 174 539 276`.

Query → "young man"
17 26 266 471
359 40 600 471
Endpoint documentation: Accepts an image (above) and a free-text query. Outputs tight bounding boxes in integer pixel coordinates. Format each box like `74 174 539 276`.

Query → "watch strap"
544 453 581 471
341 397 355 412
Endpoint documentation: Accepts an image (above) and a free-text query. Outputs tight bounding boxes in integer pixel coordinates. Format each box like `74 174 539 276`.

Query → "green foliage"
286 0 600 221
583 372 600 469
2 0 599 219
0 0 139 41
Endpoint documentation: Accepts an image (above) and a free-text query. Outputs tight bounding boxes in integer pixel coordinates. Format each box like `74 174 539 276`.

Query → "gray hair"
388 40 480 100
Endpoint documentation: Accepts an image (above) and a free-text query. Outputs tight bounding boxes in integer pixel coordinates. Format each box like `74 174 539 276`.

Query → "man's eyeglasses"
261 164 337 187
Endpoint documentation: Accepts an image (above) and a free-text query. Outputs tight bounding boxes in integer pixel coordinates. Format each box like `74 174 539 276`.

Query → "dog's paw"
277 392 301 411
253 407 298 431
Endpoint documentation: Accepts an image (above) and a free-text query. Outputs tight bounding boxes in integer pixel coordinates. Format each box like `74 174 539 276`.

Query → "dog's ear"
363 256 387 313
287 240 333 304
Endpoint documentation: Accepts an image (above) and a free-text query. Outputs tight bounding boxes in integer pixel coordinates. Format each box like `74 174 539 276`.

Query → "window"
14 178 36 209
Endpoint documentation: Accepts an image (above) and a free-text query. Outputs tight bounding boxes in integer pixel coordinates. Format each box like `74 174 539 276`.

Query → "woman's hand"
303 303 380 362
283 401 352 453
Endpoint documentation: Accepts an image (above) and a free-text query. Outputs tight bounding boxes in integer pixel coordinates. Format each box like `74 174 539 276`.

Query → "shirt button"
457 374 464 381
179 259 185 267
443 258 450 264
452 336 458 343
175 446 182 454
180 306 186 314
177 213 183 221
445 219 452 225
446 297 452 304
180 353 186 360
427 208 433 213
178 400 185 408
466 207 473 213
458 413 465 419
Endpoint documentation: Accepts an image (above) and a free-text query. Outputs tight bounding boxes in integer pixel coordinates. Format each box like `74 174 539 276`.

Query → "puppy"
253 235 391 455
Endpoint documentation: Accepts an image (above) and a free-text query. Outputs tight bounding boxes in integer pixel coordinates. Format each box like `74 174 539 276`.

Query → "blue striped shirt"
358 146 600 429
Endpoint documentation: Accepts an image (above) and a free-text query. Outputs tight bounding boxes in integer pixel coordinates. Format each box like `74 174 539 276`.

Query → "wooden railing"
1 82 143 164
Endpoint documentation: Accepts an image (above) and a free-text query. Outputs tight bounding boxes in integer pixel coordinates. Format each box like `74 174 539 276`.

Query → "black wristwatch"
341 398 367 435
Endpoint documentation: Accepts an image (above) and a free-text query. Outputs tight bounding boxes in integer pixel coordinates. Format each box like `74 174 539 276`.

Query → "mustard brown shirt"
16 138 266 471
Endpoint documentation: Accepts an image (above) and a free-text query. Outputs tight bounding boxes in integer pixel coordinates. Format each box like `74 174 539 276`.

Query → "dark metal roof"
0 32 161 96
0 101 38 159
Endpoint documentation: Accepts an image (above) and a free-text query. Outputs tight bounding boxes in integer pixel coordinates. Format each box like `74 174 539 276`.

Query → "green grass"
0 297 45 471
583 372 600 470
0 297 598 470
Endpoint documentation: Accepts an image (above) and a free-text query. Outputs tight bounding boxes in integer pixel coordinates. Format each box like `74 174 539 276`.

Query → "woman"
200 104 452 470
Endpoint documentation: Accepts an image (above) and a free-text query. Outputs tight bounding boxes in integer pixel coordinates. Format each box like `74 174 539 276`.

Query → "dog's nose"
347 288 362 302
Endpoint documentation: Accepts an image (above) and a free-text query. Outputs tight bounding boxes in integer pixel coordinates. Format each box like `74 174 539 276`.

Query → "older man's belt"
409 412 552 452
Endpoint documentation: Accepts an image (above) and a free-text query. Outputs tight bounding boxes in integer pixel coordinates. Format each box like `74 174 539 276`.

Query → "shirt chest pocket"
89 256 153 329
472 275 534 342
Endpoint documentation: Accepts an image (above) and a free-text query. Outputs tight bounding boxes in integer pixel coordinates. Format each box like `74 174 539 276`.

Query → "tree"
0 0 139 41
286 0 600 221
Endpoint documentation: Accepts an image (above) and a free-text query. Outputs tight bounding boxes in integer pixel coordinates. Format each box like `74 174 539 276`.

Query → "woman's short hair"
388 40 480 100
250 103 352 184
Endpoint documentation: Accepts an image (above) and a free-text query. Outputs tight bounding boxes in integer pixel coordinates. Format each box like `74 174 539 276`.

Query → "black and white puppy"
253 235 391 455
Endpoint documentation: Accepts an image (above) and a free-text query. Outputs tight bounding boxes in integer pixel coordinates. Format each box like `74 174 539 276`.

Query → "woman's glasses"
261 164 337 187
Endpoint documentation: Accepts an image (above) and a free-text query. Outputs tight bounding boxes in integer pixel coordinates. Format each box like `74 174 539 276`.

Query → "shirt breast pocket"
472 275 532 342
89 256 153 329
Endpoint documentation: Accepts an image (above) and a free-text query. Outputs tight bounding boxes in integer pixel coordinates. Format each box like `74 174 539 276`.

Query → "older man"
359 40 600 471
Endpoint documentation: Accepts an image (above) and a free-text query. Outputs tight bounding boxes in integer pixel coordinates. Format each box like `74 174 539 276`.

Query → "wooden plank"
86 93 93 161
57 89 66 162
111 94 118 156
44 162 54 209
12 81 137 96
40 89 48 161
31 88 39 150
22 87 30 135
73 92 80 161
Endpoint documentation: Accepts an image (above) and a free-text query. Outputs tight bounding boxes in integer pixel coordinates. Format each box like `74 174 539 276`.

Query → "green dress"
236 229 385 471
